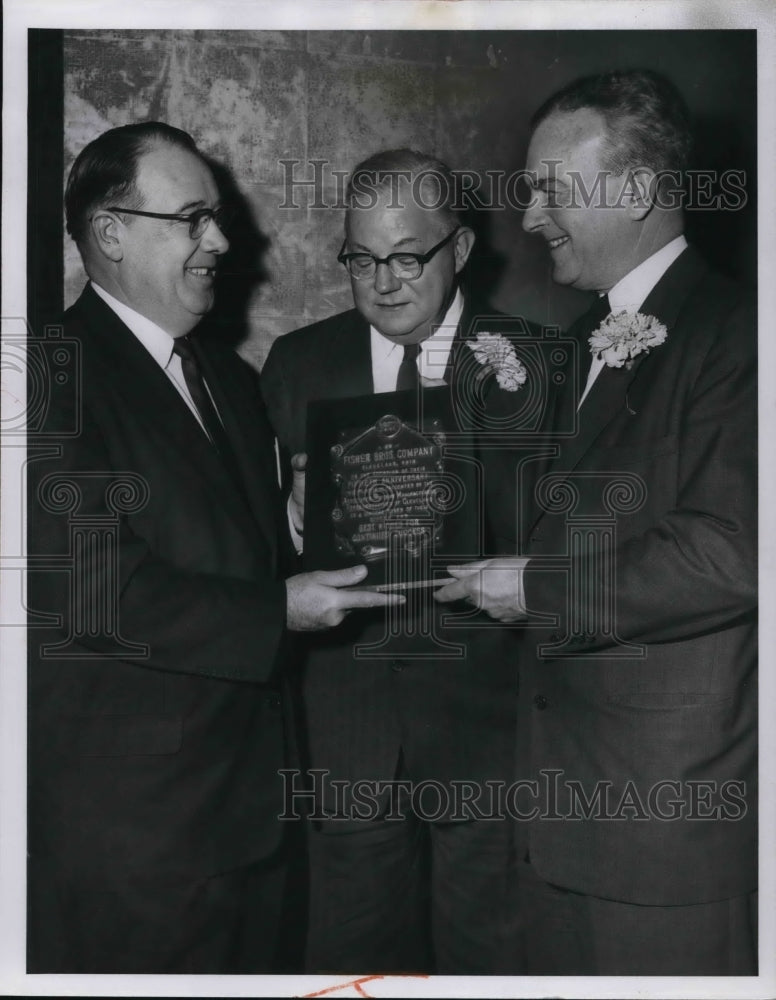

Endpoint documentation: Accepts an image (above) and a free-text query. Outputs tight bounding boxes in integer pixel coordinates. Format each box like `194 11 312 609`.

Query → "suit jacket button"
391 659 405 673
533 694 548 710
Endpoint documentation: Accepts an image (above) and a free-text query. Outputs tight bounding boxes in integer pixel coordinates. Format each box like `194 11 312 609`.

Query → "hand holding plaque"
285 563 406 629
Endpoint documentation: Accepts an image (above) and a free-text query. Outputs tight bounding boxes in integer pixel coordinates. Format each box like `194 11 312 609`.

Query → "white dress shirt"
369 288 465 392
578 235 688 407
90 281 212 434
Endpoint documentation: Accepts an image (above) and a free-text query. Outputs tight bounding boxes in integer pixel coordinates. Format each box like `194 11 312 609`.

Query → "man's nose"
373 261 401 294
200 217 230 254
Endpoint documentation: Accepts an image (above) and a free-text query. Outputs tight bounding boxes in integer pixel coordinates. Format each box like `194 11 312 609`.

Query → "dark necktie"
396 342 421 391
173 335 231 450
172 335 250 500
577 293 611 403
577 293 612 341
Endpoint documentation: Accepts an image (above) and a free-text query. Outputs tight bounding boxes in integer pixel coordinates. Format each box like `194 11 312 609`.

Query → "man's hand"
286 564 405 631
433 557 530 622
289 452 306 534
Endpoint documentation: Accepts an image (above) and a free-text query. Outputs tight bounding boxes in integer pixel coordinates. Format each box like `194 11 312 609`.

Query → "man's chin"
375 331 427 347
184 293 215 319
550 263 578 287
550 261 600 292
370 316 427 344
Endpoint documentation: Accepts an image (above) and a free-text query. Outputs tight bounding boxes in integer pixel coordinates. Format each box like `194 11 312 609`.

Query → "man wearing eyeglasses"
26 122 403 973
262 149 522 974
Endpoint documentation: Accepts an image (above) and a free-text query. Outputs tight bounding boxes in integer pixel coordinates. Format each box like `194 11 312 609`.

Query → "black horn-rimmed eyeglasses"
101 205 234 240
337 227 460 281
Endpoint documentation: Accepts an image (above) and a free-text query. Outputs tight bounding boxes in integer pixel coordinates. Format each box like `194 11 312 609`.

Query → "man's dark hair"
65 121 201 245
531 69 693 177
345 148 464 230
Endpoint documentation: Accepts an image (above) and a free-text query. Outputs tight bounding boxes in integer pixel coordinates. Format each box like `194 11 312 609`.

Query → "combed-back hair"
530 69 693 176
65 121 201 245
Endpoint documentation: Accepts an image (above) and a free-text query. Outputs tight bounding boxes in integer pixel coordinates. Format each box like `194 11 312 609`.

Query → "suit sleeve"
523 296 757 648
261 337 298 497
28 378 289 685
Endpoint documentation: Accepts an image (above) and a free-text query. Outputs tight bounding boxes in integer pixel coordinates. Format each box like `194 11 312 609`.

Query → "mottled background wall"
59 29 756 370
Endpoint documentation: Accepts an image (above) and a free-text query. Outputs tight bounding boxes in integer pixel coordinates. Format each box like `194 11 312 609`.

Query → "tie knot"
172 335 195 361
403 342 421 361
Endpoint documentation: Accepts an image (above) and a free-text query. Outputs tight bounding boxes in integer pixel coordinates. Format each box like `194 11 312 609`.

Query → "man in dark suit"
26 122 400 973
262 149 529 973
436 70 757 974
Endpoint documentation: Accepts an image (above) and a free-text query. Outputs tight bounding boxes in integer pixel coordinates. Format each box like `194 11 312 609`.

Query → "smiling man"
523 96 686 294
27 122 400 973
91 140 228 330
435 70 757 975
261 149 526 973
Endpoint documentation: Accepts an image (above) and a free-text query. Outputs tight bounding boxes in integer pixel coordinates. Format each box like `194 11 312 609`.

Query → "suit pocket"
604 692 738 739
59 713 183 756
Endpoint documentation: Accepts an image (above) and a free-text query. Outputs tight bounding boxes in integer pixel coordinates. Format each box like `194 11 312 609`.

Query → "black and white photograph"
2 1 774 997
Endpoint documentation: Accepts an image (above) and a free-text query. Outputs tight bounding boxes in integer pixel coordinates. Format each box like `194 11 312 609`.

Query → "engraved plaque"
304 388 477 589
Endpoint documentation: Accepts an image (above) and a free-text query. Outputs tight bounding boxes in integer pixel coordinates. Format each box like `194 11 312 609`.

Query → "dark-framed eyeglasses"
337 227 460 281
103 204 234 240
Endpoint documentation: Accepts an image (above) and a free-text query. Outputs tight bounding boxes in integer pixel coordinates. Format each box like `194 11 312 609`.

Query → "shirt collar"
607 235 688 312
90 281 178 369
369 288 464 379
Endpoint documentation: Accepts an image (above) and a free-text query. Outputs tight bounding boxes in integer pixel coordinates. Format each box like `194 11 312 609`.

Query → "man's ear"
89 210 125 262
453 226 475 273
621 168 657 221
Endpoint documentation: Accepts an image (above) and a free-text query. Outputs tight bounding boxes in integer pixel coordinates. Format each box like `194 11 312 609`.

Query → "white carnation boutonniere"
467 332 527 391
589 310 668 370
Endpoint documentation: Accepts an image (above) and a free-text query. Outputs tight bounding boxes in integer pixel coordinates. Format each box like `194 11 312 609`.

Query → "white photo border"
3 2 775 998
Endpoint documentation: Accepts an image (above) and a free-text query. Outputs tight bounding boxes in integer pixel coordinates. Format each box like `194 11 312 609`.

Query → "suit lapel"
75 287 271 553
530 247 706 532
554 357 641 480
637 244 707 331
443 295 483 384
194 341 279 565
329 310 374 397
